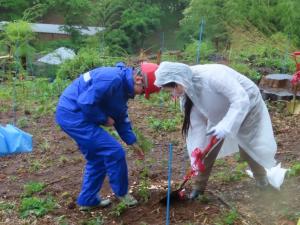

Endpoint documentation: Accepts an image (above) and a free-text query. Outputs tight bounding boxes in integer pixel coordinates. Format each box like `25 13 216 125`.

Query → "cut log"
259 74 300 100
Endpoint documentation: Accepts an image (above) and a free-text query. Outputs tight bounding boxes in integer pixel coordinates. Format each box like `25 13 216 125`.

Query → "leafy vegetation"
287 162 300 177
137 165 151 202
19 196 56 218
133 128 153 153
109 201 127 217
23 181 45 197
148 116 181 132
56 48 124 80
179 0 300 47
215 209 239 225
81 216 105 225
214 162 248 183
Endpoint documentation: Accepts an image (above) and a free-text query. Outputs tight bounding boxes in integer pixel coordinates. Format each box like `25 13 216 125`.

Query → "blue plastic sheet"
0 124 32 156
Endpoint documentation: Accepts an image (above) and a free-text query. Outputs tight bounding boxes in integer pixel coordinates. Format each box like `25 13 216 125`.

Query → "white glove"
207 125 228 140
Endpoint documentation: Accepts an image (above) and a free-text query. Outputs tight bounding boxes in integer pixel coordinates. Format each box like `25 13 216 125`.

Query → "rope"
166 143 173 225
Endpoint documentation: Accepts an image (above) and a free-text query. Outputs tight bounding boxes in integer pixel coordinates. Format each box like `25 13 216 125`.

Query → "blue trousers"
56 107 128 206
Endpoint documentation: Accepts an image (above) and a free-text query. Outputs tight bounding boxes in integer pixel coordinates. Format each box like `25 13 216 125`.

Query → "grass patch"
287 162 300 177
147 116 181 132
23 181 45 197
215 209 239 225
19 196 56 218
214 162 247 182
81 216 104 225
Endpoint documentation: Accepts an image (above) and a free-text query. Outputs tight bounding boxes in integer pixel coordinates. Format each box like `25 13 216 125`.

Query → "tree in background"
274 0 300 45
120 1 161 50
0 0 32 20
0 21 36 73
91 0 161 54
179 0 300 49
179 0 228 50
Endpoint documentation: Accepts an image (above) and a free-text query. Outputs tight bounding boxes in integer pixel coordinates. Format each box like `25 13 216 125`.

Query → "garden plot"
0 80 299 225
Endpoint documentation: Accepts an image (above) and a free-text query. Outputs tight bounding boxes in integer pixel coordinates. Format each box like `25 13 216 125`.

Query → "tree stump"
259 74 300 100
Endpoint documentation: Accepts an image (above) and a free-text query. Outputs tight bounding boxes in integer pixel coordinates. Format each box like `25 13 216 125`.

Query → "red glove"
291 71 300 86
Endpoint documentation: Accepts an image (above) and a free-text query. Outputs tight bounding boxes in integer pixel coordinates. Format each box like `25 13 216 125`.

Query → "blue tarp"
0 124 32 156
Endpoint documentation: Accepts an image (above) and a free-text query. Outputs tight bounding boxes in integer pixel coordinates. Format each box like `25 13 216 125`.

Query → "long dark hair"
182 95 193 137
162 82 193 137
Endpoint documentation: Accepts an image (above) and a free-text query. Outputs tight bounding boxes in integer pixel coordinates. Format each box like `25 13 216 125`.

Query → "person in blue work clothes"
55 62 159 211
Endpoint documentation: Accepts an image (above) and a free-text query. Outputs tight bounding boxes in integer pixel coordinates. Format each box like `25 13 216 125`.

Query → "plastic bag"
246 163 288 190
0 124 32 156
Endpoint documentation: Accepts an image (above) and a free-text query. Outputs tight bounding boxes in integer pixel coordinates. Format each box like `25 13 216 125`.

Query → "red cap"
140 62 160 99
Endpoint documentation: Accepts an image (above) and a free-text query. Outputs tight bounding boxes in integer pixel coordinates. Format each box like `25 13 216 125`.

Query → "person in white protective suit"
154 61 280 199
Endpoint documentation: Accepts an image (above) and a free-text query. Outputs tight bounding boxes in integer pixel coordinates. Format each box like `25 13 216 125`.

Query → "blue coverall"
55 63 137 206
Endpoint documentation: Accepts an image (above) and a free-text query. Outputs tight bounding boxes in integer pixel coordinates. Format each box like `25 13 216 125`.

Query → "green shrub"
183 40 216 63
57 48 124 80
229 63 261 82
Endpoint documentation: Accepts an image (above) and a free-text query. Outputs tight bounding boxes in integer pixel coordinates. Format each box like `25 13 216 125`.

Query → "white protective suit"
154 62 277 169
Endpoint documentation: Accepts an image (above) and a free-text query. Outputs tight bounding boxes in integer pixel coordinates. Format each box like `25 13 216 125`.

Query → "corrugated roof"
0 21 105 36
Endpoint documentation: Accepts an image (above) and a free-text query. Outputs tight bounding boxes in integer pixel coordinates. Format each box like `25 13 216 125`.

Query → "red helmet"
140 62 160 99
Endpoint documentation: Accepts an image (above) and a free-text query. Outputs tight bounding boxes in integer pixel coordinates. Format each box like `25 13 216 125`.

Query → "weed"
287 162 300 177
56 215 68 225
147 116 180 132
138 176 150 202
109 201 127 217
40 138 50 152
0 201 15 213
214 162 247 182
81 216 104 225
23 181 45 197
17 116 29 128
19 196 56 218
215 159 227 167
56 215 69 225
215 209 239 225
9 175 17 181
233 153 241 162
281 208 300 222
197 194 210 204
29 160 42 172
223 209 239 225
59 156 69 165
133 128 153 153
